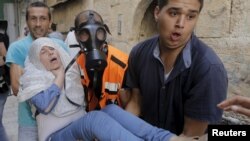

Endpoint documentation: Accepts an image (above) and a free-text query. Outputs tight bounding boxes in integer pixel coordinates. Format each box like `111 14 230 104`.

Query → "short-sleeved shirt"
126 34 228 135
6 34 69 127
48 32 64 41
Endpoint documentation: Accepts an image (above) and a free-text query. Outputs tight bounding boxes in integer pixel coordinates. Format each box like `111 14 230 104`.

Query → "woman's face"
39 46 62 71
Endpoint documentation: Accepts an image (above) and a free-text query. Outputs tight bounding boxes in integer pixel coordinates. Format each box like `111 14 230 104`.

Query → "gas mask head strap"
75 11 111 35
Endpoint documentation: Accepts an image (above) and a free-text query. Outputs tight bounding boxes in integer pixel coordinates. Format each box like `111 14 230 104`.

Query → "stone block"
230 0 250 37
196 0 231 37
201 36 250 97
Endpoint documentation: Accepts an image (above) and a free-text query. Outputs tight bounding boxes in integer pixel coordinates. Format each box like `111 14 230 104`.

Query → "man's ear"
154 6 160 22
48 21 52 31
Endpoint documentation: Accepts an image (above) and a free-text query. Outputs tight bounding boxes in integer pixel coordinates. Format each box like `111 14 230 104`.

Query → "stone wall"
49 0 154 53
50 0 250 98
197 0 250 97
48 0 94 35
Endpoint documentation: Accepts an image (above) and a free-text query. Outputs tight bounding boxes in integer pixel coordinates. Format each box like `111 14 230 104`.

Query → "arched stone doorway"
138 0 157 42
130 0 157 47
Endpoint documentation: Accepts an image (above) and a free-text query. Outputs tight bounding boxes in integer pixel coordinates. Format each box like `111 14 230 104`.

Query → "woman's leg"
102 104 174 141
18 126 38 141
0 92 9 141
49 111 143 141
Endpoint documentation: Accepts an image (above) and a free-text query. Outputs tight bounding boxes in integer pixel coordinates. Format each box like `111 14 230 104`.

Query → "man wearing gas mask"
68 10 128 111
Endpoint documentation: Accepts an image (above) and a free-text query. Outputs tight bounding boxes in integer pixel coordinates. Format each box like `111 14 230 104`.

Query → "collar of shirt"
27 33 34 42
153 37 192 69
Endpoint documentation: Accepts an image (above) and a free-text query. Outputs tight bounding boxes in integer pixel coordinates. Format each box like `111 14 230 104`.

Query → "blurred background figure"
24 26 29 36
0 20 10 141
48 23 64 40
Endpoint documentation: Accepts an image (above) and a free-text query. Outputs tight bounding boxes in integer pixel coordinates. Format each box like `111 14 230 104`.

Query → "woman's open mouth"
50 57 57 63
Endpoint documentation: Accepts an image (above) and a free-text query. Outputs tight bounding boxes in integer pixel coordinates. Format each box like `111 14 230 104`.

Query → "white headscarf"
18 37 86 141
28 37 70 70
18 37 85 117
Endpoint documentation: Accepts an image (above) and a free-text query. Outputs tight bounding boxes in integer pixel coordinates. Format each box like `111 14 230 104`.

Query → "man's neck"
159 43 186 74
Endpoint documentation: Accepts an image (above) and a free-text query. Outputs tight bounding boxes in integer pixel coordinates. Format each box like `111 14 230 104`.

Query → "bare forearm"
125 101 141 116
181 116 208 137
119 88 131 108
125 88 141 116
10 64 23 96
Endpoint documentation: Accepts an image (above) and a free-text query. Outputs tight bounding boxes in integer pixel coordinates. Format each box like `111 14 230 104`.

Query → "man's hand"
217 95 250 117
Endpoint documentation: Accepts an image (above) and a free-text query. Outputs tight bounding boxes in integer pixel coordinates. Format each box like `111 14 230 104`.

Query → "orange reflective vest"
77 45 128 111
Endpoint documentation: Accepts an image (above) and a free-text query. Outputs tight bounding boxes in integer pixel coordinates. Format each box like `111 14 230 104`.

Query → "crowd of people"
0 0 250 141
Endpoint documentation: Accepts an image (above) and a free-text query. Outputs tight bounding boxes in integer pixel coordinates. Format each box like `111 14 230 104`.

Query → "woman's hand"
51 65 64 78
51 65 65 89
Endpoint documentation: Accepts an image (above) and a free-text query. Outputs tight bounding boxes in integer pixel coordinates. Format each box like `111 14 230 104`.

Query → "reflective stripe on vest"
104 82 120 94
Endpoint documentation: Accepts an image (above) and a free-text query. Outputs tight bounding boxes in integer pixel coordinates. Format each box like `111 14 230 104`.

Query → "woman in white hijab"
18 37 86 141
18 37 206 141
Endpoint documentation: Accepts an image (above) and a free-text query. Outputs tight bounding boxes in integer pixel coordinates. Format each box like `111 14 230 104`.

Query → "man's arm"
125 88 141 116
10 63 23 96
181 116 208 137
119 88 131 108
182 63 227 136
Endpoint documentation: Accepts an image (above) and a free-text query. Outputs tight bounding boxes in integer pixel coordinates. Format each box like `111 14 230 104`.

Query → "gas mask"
75 13 111 71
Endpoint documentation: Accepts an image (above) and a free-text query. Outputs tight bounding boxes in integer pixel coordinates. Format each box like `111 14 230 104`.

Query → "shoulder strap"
64 50 84 107
65 50 82 73
69 44 80 48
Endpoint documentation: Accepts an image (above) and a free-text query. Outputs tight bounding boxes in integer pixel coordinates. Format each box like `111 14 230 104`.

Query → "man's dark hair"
74 10 104 29
157 0 204 12
26 1 51 21
0 20 8 33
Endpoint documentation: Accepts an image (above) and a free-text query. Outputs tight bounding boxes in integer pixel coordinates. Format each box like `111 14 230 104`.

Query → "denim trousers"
49 104 173 141
0 91 9 141
18 126 38 141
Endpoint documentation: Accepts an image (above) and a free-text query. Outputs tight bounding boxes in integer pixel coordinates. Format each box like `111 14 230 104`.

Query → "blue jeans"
0 91 9 141
18 126 38 141
50 105 174 141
